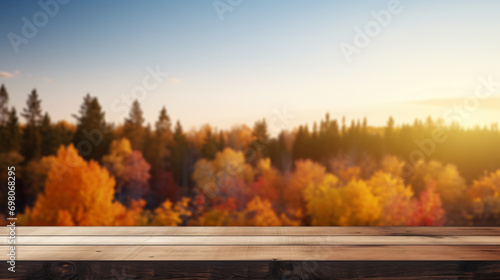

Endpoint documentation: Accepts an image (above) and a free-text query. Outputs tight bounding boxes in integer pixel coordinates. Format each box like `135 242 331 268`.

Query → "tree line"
1 84 499 225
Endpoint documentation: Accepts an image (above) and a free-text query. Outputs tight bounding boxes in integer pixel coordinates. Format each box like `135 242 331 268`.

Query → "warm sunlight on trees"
285 160 326 214
366 171 414 226
304 168 446 226
304 174 381 226
20 145 143 226
408 160 466 224
411 184 445 226
6 85 500 226
467 170 500 225
251 158 282 202
226 125 253 151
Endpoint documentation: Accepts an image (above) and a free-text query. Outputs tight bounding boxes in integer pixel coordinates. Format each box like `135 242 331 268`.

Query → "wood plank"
5 235 500 246
3 226 500 236
4 245 500 261
4 261 500 280
3 227 500 278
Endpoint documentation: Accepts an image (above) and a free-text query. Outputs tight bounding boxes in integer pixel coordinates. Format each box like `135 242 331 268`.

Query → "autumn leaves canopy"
2 86 500 226
19 141 494 226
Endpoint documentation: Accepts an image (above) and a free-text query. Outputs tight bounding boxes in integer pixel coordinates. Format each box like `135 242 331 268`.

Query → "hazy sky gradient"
1 0 500 131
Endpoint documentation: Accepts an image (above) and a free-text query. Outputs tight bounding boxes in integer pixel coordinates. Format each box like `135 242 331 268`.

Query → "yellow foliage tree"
380 155 405 176
191 196 292 226
285 160 326 213
243 196 282 226
20 145 143 226
366 171 414 226
467 170 500 225
190 209 241 226
305 174 381 226
150 197 192 226
102 138 133 177
187 124 213 152
227 125 253 150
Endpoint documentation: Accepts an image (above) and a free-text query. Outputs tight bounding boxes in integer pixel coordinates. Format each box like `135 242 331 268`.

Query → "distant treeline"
1 85 500 226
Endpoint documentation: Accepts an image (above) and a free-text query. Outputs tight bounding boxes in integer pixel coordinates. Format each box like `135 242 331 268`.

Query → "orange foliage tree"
190 196 297 226
243 196 282 226
150 197 192 226
20 145 144 226
251 158 282 202
284 160 326 218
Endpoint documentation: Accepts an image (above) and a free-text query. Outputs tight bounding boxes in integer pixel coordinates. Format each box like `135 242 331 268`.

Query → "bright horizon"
2 0 500 132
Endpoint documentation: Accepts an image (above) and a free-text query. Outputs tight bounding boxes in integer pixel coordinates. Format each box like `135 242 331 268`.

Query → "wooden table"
1 227 500 279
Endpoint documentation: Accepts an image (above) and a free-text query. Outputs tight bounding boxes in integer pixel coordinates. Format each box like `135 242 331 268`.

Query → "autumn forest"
1 84 500 226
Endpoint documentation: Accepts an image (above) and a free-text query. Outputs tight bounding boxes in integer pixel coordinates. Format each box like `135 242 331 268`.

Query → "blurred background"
1 0 500 226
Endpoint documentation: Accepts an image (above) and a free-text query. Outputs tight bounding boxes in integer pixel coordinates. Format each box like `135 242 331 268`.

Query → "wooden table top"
2 227 500 261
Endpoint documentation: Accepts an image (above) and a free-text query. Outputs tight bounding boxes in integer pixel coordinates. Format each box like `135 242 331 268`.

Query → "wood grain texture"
2 227 500 261
3 226 500 236
5 235 500 246
3 261 500 279
4 245 500 261
2 227 500 278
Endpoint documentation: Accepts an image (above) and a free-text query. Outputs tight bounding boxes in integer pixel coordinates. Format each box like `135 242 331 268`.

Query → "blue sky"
1 0 500 132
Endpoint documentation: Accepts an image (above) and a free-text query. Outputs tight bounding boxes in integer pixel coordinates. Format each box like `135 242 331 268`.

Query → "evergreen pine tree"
149 107 176 206
40 112 58 156
21 89 43 160
201 130 218 160
124 100 145 150
3 107 21 152
217 131 225 151
249 119 269 164
170 121 189 190
0 85 10 152
155 106 172 157
73 94 112 160
0 84 8 125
